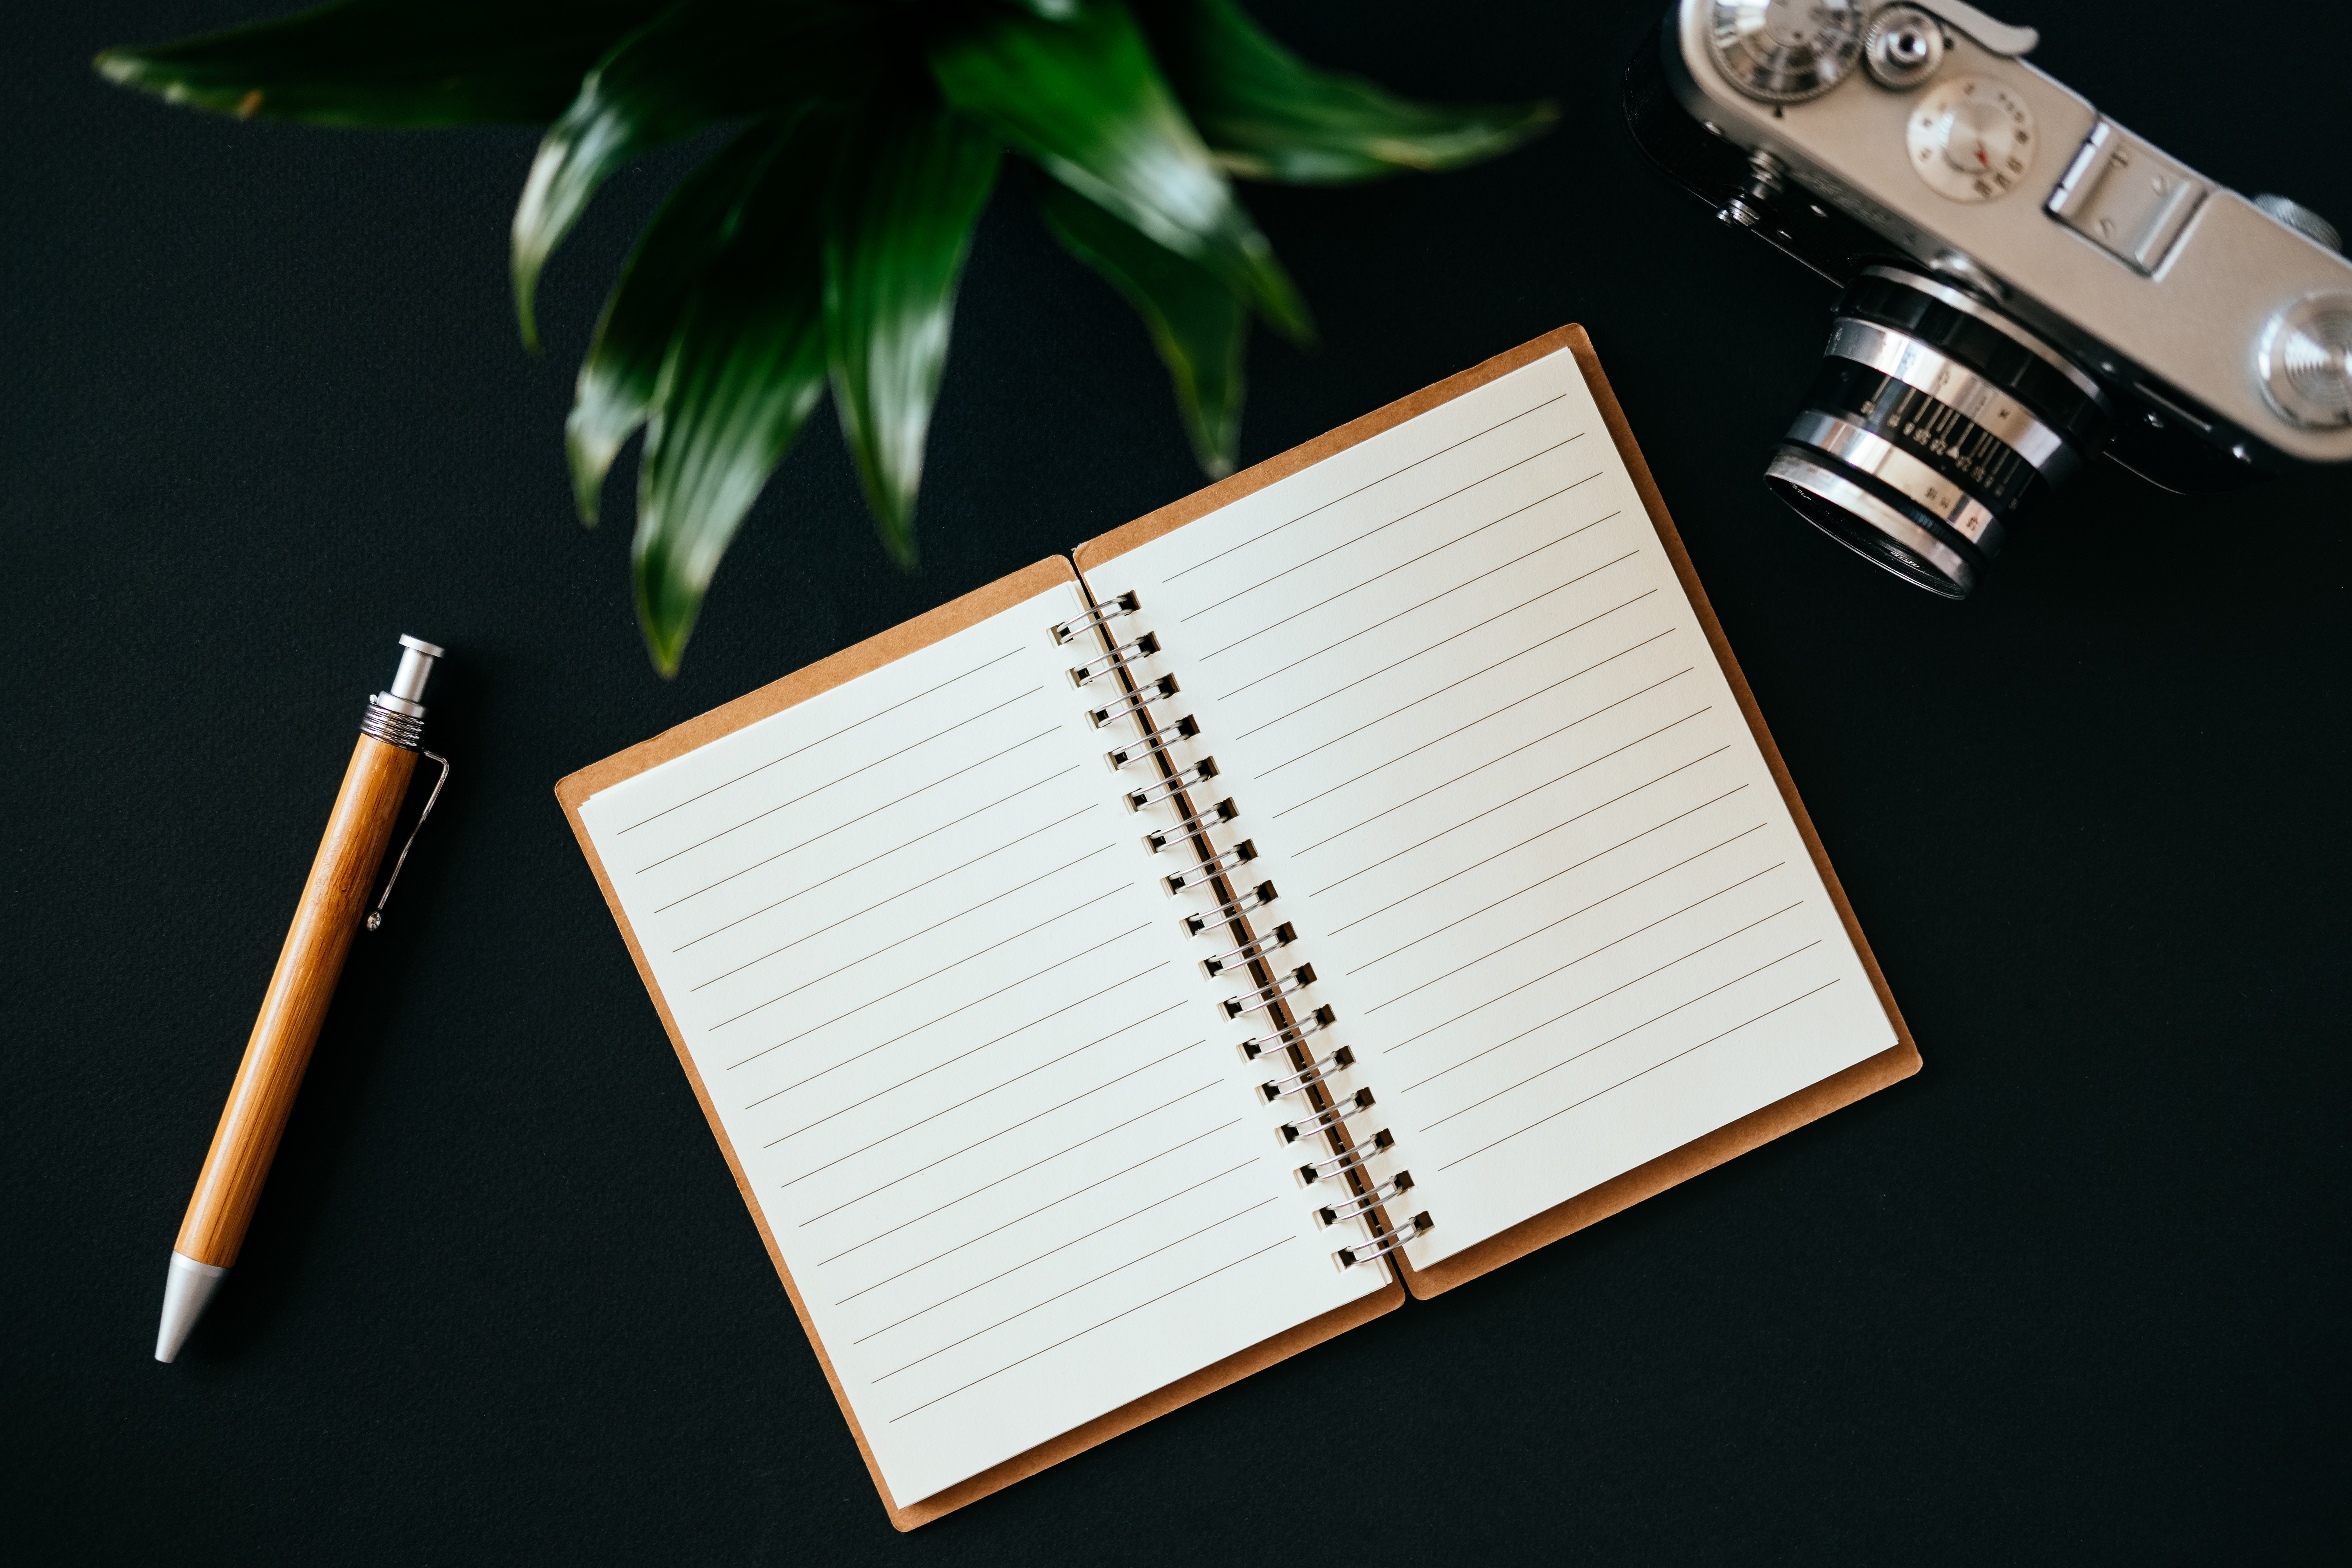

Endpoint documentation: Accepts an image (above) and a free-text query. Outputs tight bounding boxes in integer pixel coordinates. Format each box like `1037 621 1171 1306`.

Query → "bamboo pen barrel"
174 733 417 1267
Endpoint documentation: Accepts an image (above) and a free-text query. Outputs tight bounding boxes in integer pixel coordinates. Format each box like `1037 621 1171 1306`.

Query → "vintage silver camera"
1624 1 2352 597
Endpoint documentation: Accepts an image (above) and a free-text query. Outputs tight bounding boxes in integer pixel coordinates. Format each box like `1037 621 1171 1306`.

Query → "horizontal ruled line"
1256 586 1653 780
609 648 1025 835
1421 940 1825 1133
724 925 1154 1071
1340 734 1726 963
830 1121 1238 1306
765 999 1188 1165
812 1083 1226 1265
884 1237 1293 1424
633 717 1052 877
1325 779 1746 942
874 1201 1278 1387
1161 395 1565 584
1408 908 1808 1118
706 887 1127 1031
1387 860 1787 1073
691 843 1116 993
1437 981 1844 1171
741 965 1169 1112
1318 714 1712 925
1269 627 1673 821
852 1161 1256 1345
793 1045 1209 1227
1201 498 1613 681
671 804 1094 953
1181 438 1586 625
1214 517 1618 710
1296 679 1700 864
1236 551 1636 746
649 760 1078 915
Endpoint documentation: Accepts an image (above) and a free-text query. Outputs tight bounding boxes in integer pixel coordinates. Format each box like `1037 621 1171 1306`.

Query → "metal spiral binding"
1125 762 1216 811
1278 1088 1374 1144
1299 1128 1394 1185
1185 882 1280 936
1105 716 1198 769
1261 1046 1354 1101
1165 841 1256 895
1085 676 1177 728
1219 964 1313 1018
1337 1214 1434 1268
1060 586 1428 1274
1237 1005 1335 1058
1201 923 1296 978
1317 1172 1412 1227
1145 799 1239 853
1069 633 1160 687
1049 592 1140 646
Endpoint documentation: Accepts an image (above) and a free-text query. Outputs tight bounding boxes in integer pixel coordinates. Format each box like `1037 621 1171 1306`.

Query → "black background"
7 2 2347 1561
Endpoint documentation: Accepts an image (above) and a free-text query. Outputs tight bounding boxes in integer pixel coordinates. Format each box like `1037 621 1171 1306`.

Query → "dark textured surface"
5 3 2346 1561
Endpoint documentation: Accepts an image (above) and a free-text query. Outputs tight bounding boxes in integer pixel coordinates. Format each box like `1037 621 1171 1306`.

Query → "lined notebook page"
1085 347 1897 1269
574 584 1381 1506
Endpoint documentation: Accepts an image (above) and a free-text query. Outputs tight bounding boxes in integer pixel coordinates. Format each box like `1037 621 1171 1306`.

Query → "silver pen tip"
154 1251 228 1363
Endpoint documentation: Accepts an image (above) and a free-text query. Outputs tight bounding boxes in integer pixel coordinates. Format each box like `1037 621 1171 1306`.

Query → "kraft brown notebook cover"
557 324 1918 1528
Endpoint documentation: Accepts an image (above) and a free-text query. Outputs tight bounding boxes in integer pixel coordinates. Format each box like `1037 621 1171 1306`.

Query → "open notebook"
557 326 1918 1528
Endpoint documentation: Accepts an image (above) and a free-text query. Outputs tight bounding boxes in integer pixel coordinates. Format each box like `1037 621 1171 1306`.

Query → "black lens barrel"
1765 267 2112 597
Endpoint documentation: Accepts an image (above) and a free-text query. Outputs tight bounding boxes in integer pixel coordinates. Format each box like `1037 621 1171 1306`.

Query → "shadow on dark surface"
3 1 2343 1563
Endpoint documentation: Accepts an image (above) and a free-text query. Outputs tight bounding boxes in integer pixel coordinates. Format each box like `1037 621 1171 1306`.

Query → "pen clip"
365 750 450 932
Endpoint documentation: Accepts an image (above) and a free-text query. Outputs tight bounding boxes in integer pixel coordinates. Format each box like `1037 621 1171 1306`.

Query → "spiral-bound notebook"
556 325 1919 1528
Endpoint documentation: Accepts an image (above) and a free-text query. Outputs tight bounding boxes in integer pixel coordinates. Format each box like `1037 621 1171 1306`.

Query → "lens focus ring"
1805 360 2048 511
1845 271 2111 447
1785 411 2007 552
1822 319 2079 480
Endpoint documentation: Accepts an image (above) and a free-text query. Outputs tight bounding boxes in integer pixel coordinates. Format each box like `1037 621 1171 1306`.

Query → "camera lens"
1764 266 2113 597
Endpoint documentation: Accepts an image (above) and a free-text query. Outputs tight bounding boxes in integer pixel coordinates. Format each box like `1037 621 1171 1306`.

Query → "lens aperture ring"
1805 359 2048 514
1844 270 2111 446
1823 319 2080 481
1781 413 2005 558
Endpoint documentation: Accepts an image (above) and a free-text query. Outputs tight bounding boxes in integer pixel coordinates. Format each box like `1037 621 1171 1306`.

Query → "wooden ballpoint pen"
154 634 450 1363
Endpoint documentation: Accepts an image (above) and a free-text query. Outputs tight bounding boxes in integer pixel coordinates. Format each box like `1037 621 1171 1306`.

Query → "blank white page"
574 583 1382 1506
1084 346 1897 1270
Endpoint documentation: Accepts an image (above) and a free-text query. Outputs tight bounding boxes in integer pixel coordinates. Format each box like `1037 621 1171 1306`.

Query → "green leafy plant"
98 0 1552 672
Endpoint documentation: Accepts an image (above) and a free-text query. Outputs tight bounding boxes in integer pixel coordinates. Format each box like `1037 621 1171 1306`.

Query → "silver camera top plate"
1668 0 2352 463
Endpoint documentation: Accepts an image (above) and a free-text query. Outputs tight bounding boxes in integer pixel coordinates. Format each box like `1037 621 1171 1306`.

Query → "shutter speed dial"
1906 77 2037 202
1708 0 1864 103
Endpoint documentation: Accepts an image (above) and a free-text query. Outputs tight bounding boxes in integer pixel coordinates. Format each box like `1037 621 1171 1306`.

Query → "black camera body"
1624 1 2352 597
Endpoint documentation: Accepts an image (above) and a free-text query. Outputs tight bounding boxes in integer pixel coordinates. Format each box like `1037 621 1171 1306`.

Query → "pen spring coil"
360 699 425 750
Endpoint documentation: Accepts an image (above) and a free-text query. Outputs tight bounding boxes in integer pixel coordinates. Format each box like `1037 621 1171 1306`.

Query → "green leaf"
566 117 794 526
633 108 837 675
512 0 878 351
93 0 668 127
1033 174 1243 477
928 0 1310 343
824 94 1002 568
1143 0 1557 185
